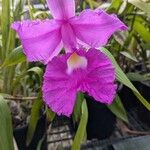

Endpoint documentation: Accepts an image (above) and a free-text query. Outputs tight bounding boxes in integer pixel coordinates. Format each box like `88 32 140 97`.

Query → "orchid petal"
11 19 62 64
42 48 117 116
80 49 117 104
42 55 77 116
47 0 75 20
61 23 76 52
70 9 128 47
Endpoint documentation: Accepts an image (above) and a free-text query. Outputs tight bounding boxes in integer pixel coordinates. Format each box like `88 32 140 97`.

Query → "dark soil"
8 100 33 128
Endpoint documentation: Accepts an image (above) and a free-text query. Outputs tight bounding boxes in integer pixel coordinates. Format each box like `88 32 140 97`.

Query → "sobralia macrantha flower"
42 48 117 116
11 0 127 64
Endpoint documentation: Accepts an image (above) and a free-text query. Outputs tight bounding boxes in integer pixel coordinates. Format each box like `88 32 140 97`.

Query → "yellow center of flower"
67 52 87 74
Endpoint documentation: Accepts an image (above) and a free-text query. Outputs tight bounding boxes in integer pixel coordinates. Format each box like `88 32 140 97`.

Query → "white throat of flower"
67 52 87 75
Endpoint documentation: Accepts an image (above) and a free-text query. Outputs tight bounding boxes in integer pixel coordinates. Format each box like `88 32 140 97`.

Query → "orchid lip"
67 52 88 75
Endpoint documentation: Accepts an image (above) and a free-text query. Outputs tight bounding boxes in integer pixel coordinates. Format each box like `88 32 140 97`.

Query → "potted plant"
1 1 150 150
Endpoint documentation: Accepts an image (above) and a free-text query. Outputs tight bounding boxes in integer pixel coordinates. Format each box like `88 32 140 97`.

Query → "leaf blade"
26 98 43 146
0 95 14 150
72 100 88 150
101 47 150 110
108 95 128 123
1 46 26 67
127 0 150 14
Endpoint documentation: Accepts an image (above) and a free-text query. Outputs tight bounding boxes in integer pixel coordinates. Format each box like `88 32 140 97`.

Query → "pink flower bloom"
11 0 127 64
42 48 117 116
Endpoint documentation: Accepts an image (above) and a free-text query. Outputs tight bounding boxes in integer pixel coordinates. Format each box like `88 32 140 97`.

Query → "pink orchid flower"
42 48 117 116
11 0 127 64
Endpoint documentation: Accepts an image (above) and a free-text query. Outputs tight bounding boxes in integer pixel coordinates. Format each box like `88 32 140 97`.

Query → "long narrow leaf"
107 95 128 123
127 0 150 14
28 67 43 81
107 0 122 12
127 72 150 82
101 47 150 110
73 93 84 122
26 98 43 146
46 107 55 122
1 0 10 61
133 21 150 43
0 95 14 150
1 46 26 67
72 100 88 150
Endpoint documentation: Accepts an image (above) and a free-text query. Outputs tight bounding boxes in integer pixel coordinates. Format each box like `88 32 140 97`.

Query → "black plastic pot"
85 95 116 140
118 83 139 110
119 81 150 127
135 81 150 127
13 114 47 150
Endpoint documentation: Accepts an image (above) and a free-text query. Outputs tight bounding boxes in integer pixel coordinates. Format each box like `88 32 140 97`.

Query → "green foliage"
1 0 10 61
36 135 46 150
72 100 88 150
107 0 122 13
101 47 150 110
133 21 150 43
127 0 150 14
1 46 26 67
106 0 150 67
46 107 55 122
26 98 43 146
73 93 84 122
0 95 14 150
127 72 150 81
108 95 128 123
0 0 150 149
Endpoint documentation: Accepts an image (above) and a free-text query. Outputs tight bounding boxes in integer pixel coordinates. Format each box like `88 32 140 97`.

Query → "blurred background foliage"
0 0 150 150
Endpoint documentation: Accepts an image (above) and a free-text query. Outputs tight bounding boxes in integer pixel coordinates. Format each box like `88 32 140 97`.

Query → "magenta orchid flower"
11 0 127 64
42 48 117 116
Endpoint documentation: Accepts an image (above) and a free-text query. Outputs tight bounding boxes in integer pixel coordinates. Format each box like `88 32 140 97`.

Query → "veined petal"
80 49 117 104
61 23 77 52
42 54 77 116
43 87 77 117
70 9 128 47
47 0 75 20
42 48 117 116
11 19 62 64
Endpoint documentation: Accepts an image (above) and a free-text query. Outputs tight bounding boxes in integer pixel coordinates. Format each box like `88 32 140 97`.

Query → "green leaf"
12 66 43 90
86 0 94 9
107 0 122 13
0 95 14 150
120 51 138 62
28 67 43 83
73 93 84 122
118 0 128 14
141 43 150 50
46 107 55 122
26 98 43 146
127 0 150 14
101 47 150 111
1 46 26 67
1 0 10 61
28 67 43 78
133 21 150 43
13 0 26 20
127 72 150 81
36 135 45 150
72 100 88 150
107 95 128 123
